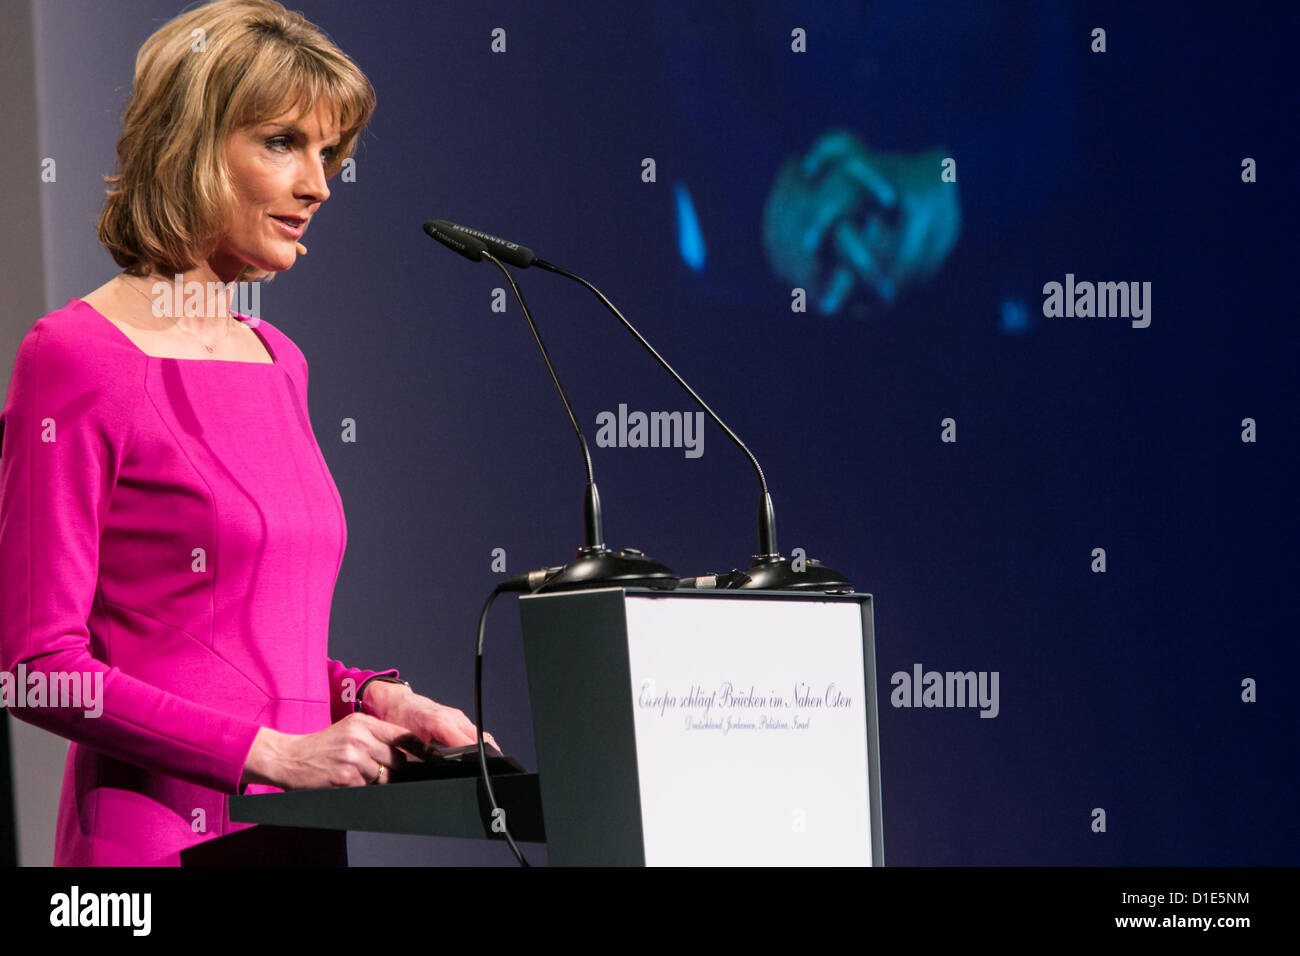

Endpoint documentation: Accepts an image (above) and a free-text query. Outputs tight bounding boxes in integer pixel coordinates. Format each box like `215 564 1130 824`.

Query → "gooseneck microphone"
423 219 489 262
423 220 677 593
427 220 537 269
425 219 852 593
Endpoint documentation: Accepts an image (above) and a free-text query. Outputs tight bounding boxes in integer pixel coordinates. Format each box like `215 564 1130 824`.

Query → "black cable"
475 581 529 866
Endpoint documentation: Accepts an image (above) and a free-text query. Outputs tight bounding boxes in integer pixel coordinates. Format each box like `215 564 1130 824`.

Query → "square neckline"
74 298 279 366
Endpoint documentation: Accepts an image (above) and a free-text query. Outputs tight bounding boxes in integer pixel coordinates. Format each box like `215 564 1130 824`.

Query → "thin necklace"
118 273 235 354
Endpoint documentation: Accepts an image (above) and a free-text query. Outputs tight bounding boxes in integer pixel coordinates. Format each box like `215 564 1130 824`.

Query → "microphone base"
732 555 854 593
535 547 679 593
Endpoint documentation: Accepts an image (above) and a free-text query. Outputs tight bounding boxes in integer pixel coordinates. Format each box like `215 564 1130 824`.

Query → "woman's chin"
244 259 289 280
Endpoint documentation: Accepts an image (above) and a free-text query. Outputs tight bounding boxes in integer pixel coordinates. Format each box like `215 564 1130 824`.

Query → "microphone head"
423 220 487 262
433 219 536 268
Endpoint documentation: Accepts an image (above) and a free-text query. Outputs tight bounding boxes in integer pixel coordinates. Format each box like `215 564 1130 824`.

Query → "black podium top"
229 772 544 843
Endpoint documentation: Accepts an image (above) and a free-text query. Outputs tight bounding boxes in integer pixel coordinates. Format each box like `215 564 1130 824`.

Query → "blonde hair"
97 0 375 280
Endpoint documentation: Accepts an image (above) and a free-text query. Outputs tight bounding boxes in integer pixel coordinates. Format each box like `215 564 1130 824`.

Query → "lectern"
231 588 884 866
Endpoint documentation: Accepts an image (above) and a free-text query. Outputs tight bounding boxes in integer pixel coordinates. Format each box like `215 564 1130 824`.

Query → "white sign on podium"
624 595 874 865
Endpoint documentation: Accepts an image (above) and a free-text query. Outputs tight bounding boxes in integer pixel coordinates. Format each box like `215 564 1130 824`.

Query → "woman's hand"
237 685 505 790
239 715 415 790
363 680 502 753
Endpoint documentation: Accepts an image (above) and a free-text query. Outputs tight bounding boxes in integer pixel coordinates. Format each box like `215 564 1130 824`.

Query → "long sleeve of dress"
0 321 264 794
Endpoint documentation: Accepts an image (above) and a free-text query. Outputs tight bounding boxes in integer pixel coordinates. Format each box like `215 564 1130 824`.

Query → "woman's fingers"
345 714 409 784
360 697 503 756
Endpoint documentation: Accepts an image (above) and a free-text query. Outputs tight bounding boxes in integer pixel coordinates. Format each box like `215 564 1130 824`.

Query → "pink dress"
0 298 399 865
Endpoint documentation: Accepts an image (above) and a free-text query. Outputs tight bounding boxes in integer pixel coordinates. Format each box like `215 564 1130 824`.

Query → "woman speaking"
0 0 495 866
